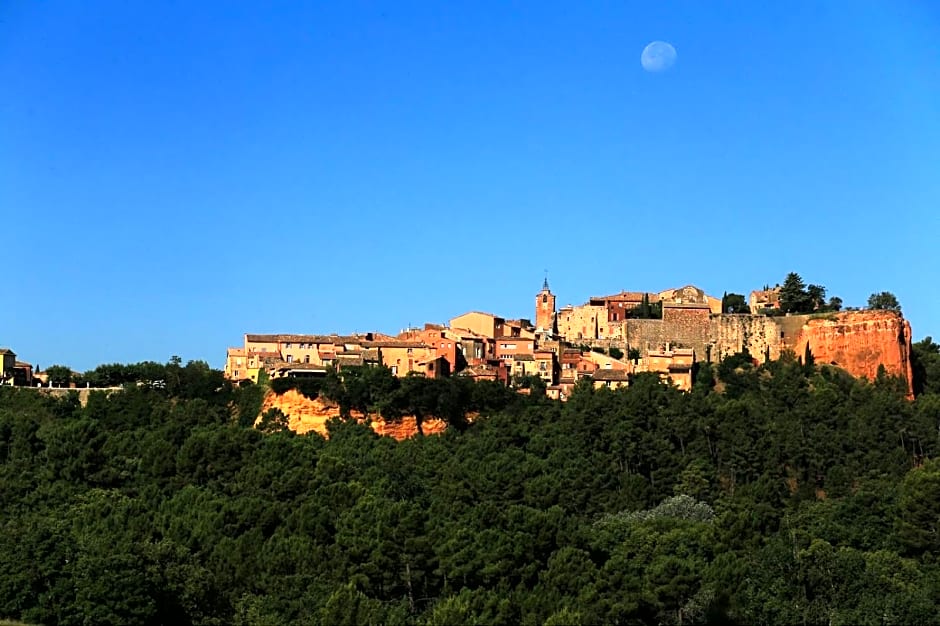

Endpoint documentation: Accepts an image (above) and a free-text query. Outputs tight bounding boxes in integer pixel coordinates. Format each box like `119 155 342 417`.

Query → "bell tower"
536 276 556 335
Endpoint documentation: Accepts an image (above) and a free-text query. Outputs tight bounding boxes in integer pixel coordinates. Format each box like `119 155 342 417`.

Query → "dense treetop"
1 345 940 625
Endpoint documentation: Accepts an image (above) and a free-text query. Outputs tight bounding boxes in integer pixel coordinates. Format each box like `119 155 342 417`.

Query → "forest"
2 339 940 625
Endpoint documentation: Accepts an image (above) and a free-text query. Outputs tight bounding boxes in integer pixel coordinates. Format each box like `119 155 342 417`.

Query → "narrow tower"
536 276 556 335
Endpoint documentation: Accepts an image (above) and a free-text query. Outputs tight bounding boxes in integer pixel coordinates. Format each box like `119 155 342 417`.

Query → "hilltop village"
224 281 915 400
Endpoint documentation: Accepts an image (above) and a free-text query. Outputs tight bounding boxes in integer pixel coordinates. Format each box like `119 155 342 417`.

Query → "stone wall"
615 310 913 393
662 306 711 355
556 305 606 342
709 315 786 362
622 309 712 359
708 311 913 392
624 319 668 352
25 386 123 407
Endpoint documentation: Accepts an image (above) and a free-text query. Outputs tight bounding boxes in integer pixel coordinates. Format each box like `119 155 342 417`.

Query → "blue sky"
2 1 939 370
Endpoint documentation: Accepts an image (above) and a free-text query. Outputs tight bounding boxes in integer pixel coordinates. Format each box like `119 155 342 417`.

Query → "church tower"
536 277 556 335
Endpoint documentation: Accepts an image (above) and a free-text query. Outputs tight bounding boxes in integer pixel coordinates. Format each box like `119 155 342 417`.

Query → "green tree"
803 343 815 371
544 606 583 625
911 336 940 396
896 460 940 556
257 408 290 434
806 284 826 311
868 291 901 312
318 583 388 626
779 273 810 314
721 293 748 314
45 365 73 388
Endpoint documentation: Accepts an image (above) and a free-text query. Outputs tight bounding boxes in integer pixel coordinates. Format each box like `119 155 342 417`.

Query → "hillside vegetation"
1 342 940 625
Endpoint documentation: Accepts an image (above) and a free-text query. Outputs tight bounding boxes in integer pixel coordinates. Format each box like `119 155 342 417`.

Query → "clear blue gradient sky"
3 1 939 370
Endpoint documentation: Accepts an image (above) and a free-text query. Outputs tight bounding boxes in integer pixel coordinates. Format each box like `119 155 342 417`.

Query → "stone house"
749 287 781 314
0 348 16 384
495 337 535 361
592 369 631 390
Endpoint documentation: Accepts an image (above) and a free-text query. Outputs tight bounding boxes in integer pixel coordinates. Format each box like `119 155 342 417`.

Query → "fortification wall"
710 315 789 362
709 311 912 392
662 307 711 355
22 386 123 407
624 319 668 351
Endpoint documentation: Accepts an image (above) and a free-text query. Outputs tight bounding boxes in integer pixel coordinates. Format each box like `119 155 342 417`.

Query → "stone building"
450 311 506 339
749 287 781 314
225 281 914 397
0 348 15 384
556 304 608 342
535 278 556 336
495 337 535 360
658 285 723 315
637 344 695 391
397 325 460 375
589 291 659 324
592 369 631 390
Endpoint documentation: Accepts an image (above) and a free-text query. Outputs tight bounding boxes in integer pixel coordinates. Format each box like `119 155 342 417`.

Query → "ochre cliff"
258 389 446 440
794 310 913 393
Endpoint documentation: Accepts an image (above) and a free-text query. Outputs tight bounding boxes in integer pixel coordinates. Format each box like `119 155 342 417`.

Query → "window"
542 295 548 303
304 355 310 364
286 355 293 363
233 370 239 377
286 342 292 349
391 366 398 375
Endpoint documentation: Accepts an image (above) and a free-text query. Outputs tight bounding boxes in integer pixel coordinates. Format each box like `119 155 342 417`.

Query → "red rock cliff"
795 310 913 394
258 389 446 440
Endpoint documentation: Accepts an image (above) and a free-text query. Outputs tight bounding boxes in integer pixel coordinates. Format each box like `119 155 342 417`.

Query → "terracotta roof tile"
593 369 631 381
365 341 429 348
245 333 367 344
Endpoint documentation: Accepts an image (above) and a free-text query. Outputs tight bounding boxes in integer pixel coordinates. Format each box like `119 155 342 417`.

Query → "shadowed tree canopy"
0 345 938 625
868 291 901 313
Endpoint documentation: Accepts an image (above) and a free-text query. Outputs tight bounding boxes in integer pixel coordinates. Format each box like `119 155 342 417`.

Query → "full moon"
641 41 677 72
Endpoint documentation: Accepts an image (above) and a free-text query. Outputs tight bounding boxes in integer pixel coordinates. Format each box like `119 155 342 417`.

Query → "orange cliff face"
795 310 913 394
258 388 446 440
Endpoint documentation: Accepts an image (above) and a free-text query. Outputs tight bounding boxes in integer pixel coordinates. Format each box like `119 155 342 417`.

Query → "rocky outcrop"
711 310 913 394
370 415 447 439
258 389 446 439
795 310 913 394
